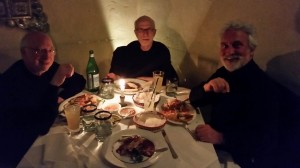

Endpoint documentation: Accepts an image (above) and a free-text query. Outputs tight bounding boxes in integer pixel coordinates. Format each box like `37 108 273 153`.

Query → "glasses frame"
24 47 56 56
135 28 156 34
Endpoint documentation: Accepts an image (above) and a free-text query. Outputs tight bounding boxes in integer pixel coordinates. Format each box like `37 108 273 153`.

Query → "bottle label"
87 73 100 91
93 74 100 87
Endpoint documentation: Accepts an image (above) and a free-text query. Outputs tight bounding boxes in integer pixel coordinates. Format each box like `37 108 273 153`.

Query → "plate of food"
58 92 102 116
132 92 160 108
101 129 163 168
156 98 196 125
114 78 146 95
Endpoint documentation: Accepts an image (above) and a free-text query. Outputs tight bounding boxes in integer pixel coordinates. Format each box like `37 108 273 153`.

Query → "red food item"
160 99 194 122
69 94 98 107
116 135 155 158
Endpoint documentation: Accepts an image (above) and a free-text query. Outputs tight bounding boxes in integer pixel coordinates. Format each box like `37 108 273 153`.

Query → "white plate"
114 78 147 95
132 92 160 108
156 97 196 125
101 129 161 168
58 92 102 117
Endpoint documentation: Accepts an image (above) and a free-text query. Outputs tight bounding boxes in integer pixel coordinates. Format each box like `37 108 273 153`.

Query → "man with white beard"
189 22 300 168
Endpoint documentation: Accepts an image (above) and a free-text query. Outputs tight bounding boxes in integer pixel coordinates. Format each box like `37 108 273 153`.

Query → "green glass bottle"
86 50 100 93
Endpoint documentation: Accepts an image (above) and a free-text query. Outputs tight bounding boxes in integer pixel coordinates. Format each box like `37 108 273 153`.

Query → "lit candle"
119 79 125 97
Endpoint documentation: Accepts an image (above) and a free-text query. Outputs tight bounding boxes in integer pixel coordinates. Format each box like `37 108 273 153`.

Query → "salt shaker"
99 77 114 99
94 111 112 142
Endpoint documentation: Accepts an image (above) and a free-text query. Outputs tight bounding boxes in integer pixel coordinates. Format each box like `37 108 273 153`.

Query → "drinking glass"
64 104 81 135
94 111 112 142
166 77 179 97
152 70 164 93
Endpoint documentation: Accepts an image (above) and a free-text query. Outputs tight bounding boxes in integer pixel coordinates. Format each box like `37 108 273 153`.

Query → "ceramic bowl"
133 111 167 131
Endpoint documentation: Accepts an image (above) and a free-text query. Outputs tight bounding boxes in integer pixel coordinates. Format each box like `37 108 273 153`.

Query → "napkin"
163 126 219 168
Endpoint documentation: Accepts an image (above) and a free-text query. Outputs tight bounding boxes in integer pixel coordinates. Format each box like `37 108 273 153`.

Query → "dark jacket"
109 41 178 83
0 60 86 167
190 60 300 167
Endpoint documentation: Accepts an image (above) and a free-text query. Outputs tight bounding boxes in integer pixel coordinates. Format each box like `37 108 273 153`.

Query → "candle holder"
119 95 127 107
119 79 127 107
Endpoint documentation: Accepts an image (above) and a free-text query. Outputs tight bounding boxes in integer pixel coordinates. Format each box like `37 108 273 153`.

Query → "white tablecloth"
18 88 221 168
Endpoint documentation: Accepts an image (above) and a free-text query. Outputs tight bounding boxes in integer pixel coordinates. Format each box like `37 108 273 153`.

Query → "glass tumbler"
81 104 97 133
94 111 112 142
99 77 114 99
166 78 178 97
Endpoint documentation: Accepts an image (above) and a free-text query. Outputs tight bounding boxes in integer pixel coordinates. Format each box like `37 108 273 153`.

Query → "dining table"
17 82 221 168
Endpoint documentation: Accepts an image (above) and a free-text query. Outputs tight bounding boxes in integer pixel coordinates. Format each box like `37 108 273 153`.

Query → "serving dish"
133 111 166 131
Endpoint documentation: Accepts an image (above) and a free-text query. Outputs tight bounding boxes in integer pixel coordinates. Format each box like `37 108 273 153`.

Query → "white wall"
0 0 299 95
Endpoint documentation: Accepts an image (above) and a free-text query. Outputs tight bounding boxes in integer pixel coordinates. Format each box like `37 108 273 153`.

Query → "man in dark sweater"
0 32 86 167
107 15 178 83
190 22 300 167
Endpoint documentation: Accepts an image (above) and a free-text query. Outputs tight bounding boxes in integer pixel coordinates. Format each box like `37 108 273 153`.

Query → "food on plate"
160 99 194 122
102 103 121 112
69 94 99 107
119 107 136 117
123 81 141 92
81 104 97 113
110 114 122 126
115 135 155 163
133 112 166 130
132 92 160 108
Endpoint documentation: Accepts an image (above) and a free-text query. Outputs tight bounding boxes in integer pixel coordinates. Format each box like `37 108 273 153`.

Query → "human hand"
195 124 224 144
50 64 74 86
137 76 153 81
57 97 64 104
106 73 119 80
203 77 230 93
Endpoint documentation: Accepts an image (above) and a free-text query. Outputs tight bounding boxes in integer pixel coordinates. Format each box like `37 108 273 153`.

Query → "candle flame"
119 79 125 91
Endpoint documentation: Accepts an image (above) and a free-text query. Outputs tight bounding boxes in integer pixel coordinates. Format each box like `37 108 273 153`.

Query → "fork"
176 114 196 140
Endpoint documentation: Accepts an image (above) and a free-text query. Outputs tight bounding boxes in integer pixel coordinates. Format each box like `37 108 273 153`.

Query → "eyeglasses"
135 28 155 34
25 47 56 55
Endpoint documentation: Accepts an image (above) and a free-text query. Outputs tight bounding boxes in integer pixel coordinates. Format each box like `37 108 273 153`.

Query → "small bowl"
133 111 167 131
110 114 122 126
132 92 160 108
81 104 97 114
118 107 137 118
101 103 121 113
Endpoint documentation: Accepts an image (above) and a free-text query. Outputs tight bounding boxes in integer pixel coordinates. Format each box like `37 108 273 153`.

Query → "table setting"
17 74 221 168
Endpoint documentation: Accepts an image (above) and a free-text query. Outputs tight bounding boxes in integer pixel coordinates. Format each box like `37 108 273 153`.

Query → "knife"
161 129 178 159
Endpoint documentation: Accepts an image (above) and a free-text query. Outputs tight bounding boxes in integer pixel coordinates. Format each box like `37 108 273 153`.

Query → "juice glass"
64 104 81 135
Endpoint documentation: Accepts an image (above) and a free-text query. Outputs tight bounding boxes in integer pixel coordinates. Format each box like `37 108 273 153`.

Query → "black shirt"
109 41 178 83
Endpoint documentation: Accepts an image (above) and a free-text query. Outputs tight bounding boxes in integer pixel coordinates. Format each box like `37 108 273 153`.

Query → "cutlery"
183 124 197 140
155 147 168 153
161 129 178 159
176 114 197 140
